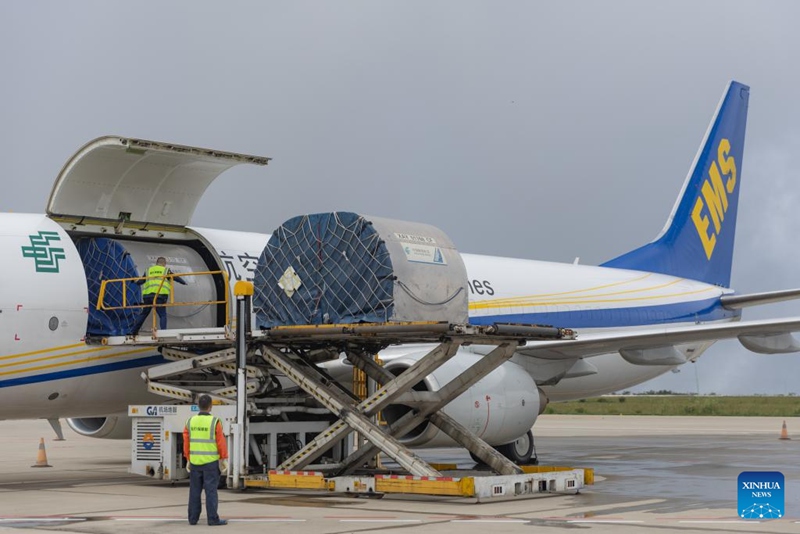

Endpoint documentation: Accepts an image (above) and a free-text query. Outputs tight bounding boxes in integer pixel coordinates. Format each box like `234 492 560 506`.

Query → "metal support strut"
231 281 253 489
273 341 462 474
261 345 445 477
339 343 522 476
265 337 526 478
344 348 523 476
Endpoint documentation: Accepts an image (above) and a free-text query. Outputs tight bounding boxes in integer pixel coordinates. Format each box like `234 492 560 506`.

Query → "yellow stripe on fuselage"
473 276 681 309
472 272 654 305
0 347 153 377
0 346 116 370
469 286 717 311
0 342 90 362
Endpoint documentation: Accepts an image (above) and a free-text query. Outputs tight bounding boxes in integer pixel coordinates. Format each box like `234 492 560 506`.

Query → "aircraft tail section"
602 81 749 288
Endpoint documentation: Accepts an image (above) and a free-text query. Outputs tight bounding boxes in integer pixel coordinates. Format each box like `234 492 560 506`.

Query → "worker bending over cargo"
133 256 186 333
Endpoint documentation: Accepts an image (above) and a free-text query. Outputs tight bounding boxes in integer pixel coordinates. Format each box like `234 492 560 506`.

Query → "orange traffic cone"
779 420 791 441
31 437 52 468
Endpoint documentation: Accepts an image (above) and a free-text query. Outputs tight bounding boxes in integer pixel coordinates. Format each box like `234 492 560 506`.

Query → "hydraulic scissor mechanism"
136 320 572 480
264 342 524 477
143 347 267 406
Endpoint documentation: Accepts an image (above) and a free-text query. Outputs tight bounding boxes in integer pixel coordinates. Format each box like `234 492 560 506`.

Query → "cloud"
3 1 800 394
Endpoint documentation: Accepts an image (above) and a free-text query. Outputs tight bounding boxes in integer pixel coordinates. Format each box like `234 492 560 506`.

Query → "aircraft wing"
720 288 800 309
518 316 800 362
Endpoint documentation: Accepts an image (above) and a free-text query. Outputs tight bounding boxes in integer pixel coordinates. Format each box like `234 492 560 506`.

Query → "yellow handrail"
96 270 231 331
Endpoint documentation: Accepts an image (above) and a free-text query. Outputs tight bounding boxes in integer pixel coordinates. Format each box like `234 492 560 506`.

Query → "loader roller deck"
96 321 574 350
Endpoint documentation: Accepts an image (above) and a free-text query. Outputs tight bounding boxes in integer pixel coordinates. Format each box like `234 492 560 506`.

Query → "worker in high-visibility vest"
183 394 229 526
133 256 186 333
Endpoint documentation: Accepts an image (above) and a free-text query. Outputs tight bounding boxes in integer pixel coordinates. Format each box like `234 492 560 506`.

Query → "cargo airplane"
2 80 798 465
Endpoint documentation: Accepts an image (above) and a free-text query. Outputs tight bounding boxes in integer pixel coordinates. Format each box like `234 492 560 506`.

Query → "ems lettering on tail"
691 138 738 260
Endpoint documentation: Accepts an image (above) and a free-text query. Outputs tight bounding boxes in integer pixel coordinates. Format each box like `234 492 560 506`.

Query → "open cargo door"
47 136 271 230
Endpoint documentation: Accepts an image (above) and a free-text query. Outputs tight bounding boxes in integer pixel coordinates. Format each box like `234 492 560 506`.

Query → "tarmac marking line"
0 518 86 522
567 520 645 523
451 520 529 523
231 519 307 523
339 519 423 523
109 517 308 523
112 518 186 522
680 520 761 524
325 515 398 518
225 516 297 519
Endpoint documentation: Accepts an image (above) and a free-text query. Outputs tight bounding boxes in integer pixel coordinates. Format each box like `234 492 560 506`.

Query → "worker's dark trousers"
134 294 169 331
188 461 221 525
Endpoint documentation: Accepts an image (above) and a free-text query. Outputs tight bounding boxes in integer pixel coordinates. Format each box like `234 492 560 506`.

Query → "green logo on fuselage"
21 231 66 273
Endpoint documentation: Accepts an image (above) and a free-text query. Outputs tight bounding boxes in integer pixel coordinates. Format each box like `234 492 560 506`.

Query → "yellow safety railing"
96 270 230 332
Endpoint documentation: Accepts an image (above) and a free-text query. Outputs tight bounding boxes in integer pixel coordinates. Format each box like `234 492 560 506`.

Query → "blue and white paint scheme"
470 81 748 333
3 81 800 452
362 81 800 411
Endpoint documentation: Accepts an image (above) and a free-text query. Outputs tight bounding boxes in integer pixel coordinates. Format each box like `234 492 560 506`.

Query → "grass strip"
545 395 800 416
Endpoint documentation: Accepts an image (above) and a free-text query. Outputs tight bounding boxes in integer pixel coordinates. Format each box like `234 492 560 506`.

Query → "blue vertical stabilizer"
602 81 749 287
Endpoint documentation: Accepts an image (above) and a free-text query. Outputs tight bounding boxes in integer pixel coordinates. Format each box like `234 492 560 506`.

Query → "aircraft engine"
66 414 132 439
381 349 544 449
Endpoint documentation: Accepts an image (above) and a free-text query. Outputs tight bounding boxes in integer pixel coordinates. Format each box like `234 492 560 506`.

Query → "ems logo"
738 471 784 519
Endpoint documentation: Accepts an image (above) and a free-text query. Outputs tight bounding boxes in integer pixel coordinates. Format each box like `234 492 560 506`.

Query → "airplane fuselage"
0 212 738 420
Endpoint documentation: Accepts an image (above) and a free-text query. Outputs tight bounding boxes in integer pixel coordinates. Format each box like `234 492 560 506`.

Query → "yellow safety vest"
186 414 220 466
142 265 171 296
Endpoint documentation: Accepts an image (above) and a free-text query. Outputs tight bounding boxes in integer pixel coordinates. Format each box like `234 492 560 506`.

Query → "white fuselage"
0 213 737 419
460 252 735 400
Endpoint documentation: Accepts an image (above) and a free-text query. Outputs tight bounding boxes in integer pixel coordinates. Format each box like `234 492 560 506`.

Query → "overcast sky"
3 1 800 394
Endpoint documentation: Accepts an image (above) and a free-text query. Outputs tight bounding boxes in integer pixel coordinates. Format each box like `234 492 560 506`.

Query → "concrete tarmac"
1 415 798 533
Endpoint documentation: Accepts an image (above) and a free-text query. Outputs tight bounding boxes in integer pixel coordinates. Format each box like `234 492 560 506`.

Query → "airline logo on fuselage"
21 231 66 273
691 138 737 260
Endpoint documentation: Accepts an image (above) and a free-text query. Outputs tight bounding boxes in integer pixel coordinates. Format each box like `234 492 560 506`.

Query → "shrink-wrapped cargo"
254 212 468 328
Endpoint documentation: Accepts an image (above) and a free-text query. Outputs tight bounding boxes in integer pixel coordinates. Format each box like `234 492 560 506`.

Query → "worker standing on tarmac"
184 394 229 526
133 256 187 333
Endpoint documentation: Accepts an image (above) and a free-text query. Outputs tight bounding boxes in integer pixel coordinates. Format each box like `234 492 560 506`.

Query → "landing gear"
496 430 537 465
469 429 538 466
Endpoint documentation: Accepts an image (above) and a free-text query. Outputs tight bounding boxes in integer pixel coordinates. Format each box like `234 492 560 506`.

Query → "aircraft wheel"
496 430 535 464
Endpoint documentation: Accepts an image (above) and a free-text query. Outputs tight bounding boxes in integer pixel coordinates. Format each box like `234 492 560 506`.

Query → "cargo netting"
254 212 394 327
76 237 142 336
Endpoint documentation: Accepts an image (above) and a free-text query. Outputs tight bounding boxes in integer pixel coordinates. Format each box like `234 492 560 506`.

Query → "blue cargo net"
76 237 142 336
254 212 394 327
